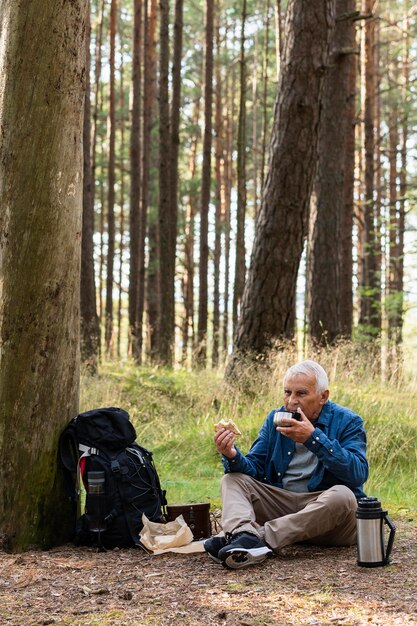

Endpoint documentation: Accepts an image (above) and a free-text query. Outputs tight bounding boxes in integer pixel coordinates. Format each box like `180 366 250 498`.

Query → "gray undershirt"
282 443 318 493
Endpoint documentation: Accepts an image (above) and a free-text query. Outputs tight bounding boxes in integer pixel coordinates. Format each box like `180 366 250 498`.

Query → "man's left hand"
276 409 315 443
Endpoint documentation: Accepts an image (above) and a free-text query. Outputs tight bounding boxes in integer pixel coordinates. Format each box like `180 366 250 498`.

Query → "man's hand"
276 409 315 443
214 427 237 459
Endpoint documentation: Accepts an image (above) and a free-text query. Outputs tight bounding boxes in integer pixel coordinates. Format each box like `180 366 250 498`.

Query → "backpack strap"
111 452 141 547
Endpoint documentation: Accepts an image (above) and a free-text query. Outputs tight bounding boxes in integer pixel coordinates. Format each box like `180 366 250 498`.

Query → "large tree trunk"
307 0 356 346
228 0 334 371
0 0 86 550
81 0 100 372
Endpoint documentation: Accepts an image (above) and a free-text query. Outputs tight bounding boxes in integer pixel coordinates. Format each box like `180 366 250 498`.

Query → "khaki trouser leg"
220 473 357 552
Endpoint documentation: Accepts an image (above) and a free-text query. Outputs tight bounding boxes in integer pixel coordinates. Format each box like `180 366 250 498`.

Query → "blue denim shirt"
222 400 368 498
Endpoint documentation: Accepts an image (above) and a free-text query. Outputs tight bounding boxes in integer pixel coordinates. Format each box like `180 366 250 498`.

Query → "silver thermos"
356 497 396 567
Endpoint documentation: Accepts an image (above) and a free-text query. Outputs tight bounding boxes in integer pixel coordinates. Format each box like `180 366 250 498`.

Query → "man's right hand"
214 427 237 458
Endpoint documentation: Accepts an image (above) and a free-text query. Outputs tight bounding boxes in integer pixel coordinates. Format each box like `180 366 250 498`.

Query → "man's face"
283 373 329 421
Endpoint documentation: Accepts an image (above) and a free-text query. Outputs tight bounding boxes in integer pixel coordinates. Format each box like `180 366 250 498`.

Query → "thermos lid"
358 496 382 509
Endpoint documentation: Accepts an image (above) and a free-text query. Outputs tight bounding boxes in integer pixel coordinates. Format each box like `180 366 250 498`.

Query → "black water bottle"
86 471 107 533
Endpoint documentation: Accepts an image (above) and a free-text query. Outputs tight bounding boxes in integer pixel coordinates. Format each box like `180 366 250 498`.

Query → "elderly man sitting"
204 360 368 569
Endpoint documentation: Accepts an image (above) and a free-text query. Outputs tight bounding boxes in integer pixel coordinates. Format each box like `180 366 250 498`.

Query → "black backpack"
59 407 167 549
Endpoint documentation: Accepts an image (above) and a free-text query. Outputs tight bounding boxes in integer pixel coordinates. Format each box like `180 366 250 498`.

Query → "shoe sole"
206 552 222 564
221 546 272 569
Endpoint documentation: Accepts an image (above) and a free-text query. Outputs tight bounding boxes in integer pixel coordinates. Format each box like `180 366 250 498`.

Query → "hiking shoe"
203 535 227 563
218 531 272 569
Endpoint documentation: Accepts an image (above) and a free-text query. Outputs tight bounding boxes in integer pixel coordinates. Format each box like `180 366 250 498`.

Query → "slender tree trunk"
196 0 214 366
387 92 399 336
141 0 158 361
93 2 105 340
167 0 184 365
117 49 126 359
222 55 236 358
359 0 381 337
228 0 334 373
129 0 143 360
233 0 247 338
99 127 106 328
147 212 160 360
275 0 283 80
212 1 222 367
105 0 117 356
158 0 173 365
81 0 100 372
181 96 200 364
252 29 259 216
260 0 271 195
339 6 357 338
397 5 410 347
0 0 86 549
91 0 105 207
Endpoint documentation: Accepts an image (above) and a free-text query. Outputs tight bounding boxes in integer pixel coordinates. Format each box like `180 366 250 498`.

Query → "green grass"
80 350 417 517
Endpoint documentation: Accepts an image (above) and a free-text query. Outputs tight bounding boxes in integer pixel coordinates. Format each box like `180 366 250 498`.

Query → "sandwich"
213 418 241 436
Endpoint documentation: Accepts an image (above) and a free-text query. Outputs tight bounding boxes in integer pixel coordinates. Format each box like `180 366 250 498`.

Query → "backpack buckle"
111 460 121 473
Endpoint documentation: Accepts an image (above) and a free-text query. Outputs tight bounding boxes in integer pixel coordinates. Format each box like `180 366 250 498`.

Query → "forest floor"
0 518 416 626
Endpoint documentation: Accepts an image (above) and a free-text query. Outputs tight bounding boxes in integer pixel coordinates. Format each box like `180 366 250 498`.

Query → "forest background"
79 0 417 371
1 0 417 553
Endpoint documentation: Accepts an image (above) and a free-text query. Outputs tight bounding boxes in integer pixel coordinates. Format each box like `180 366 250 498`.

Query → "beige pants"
221 473 358 552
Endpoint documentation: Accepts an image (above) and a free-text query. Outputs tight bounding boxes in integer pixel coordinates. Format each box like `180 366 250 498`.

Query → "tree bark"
228 0 334 371
307 0 356 346
0 0 86 549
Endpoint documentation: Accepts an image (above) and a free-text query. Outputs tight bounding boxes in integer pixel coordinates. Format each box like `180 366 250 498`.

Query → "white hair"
284 360 329 393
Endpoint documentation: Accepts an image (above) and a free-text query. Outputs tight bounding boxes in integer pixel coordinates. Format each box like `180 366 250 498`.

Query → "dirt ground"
0 518 416 626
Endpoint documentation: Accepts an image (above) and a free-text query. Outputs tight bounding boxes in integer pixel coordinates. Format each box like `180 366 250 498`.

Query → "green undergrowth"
80 354 417 518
